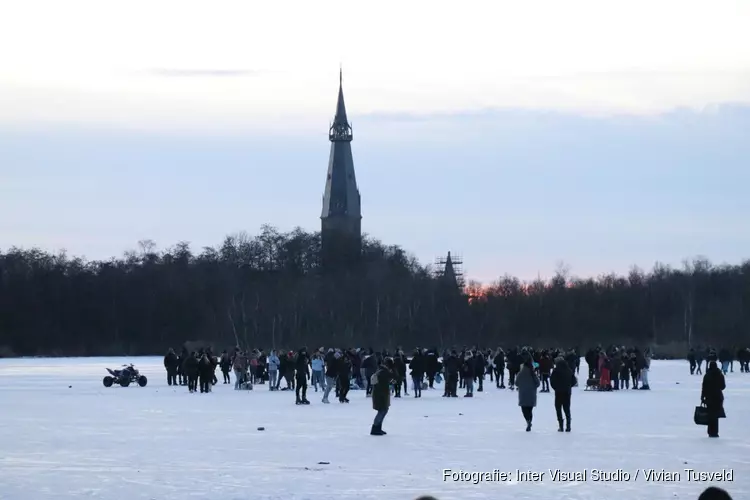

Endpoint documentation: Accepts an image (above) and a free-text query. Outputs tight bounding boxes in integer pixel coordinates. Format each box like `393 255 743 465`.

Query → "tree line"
0 225 747 357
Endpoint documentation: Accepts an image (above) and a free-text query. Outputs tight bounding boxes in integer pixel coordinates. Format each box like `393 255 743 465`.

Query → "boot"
526 420 532 432
370 424 386 436
558 420 563 432
565 419 571 432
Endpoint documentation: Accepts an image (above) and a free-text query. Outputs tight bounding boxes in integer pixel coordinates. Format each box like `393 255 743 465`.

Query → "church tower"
321 69 362 267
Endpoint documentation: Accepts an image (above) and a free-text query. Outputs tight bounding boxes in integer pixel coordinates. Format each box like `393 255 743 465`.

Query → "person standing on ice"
473 348 485 392
184 351 199 393
718 348 731 374
443 350 460 397
550 356 576 432
538 351 553 392
409 348 425 398
294 347 311 405
701 361 726 438
232 350 247 390
178 347 189 385
267 350 280 391
362 350 377 396
516 356 540 431
370 357 395 436
164 348 179 386
337 351 352 403
695 348 705 374
198 353 214 393
639 348 651 390
461 351 475 397
219 350 232 384
322 348 338 403
493 348 506 388
310 351 325 392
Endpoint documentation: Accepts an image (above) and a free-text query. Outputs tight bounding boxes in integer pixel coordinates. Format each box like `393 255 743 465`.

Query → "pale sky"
1 0 749 281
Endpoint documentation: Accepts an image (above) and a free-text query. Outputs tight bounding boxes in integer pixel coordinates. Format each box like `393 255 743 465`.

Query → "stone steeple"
321 69 362 267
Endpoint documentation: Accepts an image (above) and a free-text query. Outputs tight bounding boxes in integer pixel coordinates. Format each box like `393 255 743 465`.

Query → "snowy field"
0 358 747 500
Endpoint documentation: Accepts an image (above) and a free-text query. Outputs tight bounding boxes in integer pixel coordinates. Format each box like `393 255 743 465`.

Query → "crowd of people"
160 344 671 433
161 343 739 438
687 347 750 375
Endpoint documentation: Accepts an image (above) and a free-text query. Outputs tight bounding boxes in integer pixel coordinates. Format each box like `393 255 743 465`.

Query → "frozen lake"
0 357 747 500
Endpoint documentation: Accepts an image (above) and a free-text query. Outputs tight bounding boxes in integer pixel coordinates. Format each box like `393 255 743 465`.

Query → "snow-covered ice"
0 358 747 500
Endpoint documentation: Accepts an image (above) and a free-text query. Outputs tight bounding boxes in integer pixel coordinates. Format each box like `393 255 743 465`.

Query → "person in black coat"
219 350 232 384
409 350 425 398
550 357 576 432
337 354 352 403
184 352 199 393
493 348 506 388
322 349 338 403
701 361 726 438
443 351 460 398
393 354 406 398
163 348 179 386
473 350 485 392
425 350 440 388
460 353 475 397
178 347 189 385
198 354 213 393
370 358 395 436
294 347 310 405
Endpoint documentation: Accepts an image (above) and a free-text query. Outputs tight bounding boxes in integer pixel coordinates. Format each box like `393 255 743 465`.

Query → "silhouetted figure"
701 361 726 438
370 357 394 435
516 358 540 431
550 357 576 432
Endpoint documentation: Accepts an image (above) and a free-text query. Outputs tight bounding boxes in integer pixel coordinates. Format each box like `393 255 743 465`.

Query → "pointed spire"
330 67 352 141
444 252 457 281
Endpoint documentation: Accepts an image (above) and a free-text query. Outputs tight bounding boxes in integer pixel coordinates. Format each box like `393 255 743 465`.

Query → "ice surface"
0 358 747 500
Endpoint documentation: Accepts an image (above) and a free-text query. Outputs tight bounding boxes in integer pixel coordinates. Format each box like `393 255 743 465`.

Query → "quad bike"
103 364 148 387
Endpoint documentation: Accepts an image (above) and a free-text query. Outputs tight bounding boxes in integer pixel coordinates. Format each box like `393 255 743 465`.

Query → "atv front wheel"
120 378 131 387
137 376 148 387
103 376 114 387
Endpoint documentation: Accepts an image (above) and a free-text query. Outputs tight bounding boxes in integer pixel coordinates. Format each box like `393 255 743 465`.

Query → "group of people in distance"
162 343 728 438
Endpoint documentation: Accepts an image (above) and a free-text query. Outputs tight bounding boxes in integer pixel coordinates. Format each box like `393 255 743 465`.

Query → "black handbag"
694 405 710 425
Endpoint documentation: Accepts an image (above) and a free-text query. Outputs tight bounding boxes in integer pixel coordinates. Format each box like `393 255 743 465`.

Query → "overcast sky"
1 0 749 281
